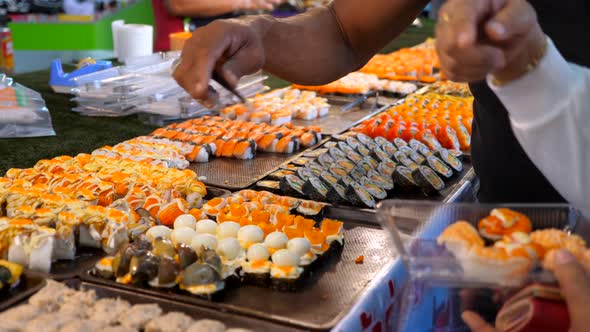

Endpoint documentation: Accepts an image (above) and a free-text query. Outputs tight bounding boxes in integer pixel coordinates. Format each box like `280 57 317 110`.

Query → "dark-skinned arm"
173 0 429 101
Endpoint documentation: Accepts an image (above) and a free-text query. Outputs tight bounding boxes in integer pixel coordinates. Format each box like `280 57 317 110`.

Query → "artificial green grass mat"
0 18 434 174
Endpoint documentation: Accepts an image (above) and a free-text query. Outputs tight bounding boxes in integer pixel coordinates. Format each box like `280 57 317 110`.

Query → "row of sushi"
257 132 464 208
292 72 417 95
150 116 323 161
428 81 472 98
0 279 252 332
94 191 344 294
0 154 208 272
360 40 440 83
353 92 473 150
220 88 330 125
437 208 590 286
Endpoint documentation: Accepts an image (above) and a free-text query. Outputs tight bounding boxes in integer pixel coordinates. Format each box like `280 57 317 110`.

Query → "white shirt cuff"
487 38 575 128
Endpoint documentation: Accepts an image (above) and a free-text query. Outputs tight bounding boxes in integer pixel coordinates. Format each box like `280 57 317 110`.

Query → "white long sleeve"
488 38 590 217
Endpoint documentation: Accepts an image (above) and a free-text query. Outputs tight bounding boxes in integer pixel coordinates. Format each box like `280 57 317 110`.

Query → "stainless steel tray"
81 223 395 331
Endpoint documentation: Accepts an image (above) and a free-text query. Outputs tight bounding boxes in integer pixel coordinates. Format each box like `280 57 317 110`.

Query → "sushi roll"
345 183 376 208
357 161 374 174
338 175 354 187
291 157 313 167
296 200 325 220
360 177 387 200
307 162 324 177
409 139 430 154
270 249 304 292
355 133 373 147
378 161 397 176
364 141 379 153
233 140 256 160
436 149 464 173
367 169 394 191
382 143 398 158
400 146 426 165
327 183 348 205
280 164 299 172
356 144 372 157
256 181 281 193
186 145 211 163
317 153 335 167
393 138 409 149
324 141 338 149
331 134 349 141
329 165 349 178
268 169 295 181
279 175 306 197
350 168 365 182
296 167 314 181
303 177 330 201
346 151 363 164
412 166 445 195
372 148 392 163
320 171 340 188
393 166 419 192
395 152 419 171
303 148 328 158
447 149 468 162
362 156 379 169
328 148 347 160
426 156 454 179
241 244 271 287
345 137 362 150
337 141 356 156
336 159 355 172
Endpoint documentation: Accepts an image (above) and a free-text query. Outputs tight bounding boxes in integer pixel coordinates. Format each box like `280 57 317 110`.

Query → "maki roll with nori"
346 182 376 208
307 162 324 177
426 156 453 179
350 168 365 181
331 134 349 141
393 138 409 149
356 133 373 147
412 166 445 195
356 144 372 157
329 147 347 160
400 146 426 165
378 160 397 176
329 165 349 178
395 152 419 170
296 200 325 220
346 137 362 150
436 149 463 173
324 141 338 149
303 177 330 201
280 175 306 197
360 177 387 200
327 183 348 205
374 136 391 147
382 143 398 158
347 151 363 163
291 157 313 167
280 164 299 172
296 167 314 181
357 160 373 175
336 159 355 172
338 175 354 187
320 171 340 188
365 141 379 153
409 139 430 154
317 153 335 167
448 149 468 162
367 169 394 191
303 148 328 158
393 166 419 192
372 148 392 163
363 156 379 169
337 141 356 156
268 169 295 181
256 180 281 193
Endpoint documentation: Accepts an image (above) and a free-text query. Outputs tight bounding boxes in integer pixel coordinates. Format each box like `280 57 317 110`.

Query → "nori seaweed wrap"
412 166 445 195
345 182 376 208
426 155 454 179
436 149 464 173
303 177 330 201
280 175 306 197
393 166 419 192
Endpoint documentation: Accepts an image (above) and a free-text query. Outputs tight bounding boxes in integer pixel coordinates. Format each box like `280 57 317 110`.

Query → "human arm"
173 0 429 100
165 0 282 17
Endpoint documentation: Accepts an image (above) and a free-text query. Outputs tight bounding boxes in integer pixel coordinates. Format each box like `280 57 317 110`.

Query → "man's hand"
173 19 266 102
435 0 545 83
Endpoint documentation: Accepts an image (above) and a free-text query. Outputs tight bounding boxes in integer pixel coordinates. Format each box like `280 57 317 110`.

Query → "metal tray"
81 222 395 331
2 278 303 332
25 186 230 280
0 274 46 312
190 139 328 191
291 94 389 135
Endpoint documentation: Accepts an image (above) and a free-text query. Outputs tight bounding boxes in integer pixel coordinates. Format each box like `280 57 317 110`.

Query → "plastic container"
377 200 584 288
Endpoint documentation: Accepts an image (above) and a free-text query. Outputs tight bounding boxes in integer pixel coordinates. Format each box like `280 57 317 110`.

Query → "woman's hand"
435 0 546 83
462 249 590 332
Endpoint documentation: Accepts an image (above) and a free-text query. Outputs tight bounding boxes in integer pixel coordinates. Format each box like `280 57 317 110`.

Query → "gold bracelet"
491 36 548 87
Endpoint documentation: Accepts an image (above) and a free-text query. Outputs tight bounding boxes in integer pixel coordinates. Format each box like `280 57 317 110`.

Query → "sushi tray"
0 273 46 312
0 278 303 332
254 131 476 222
189 138 329 191
81 220 396 331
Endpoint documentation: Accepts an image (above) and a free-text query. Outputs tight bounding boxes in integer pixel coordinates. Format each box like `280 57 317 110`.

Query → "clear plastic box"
377 200 586 288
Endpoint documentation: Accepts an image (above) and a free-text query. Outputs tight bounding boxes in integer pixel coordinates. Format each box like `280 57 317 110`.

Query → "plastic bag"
0 74 56 138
